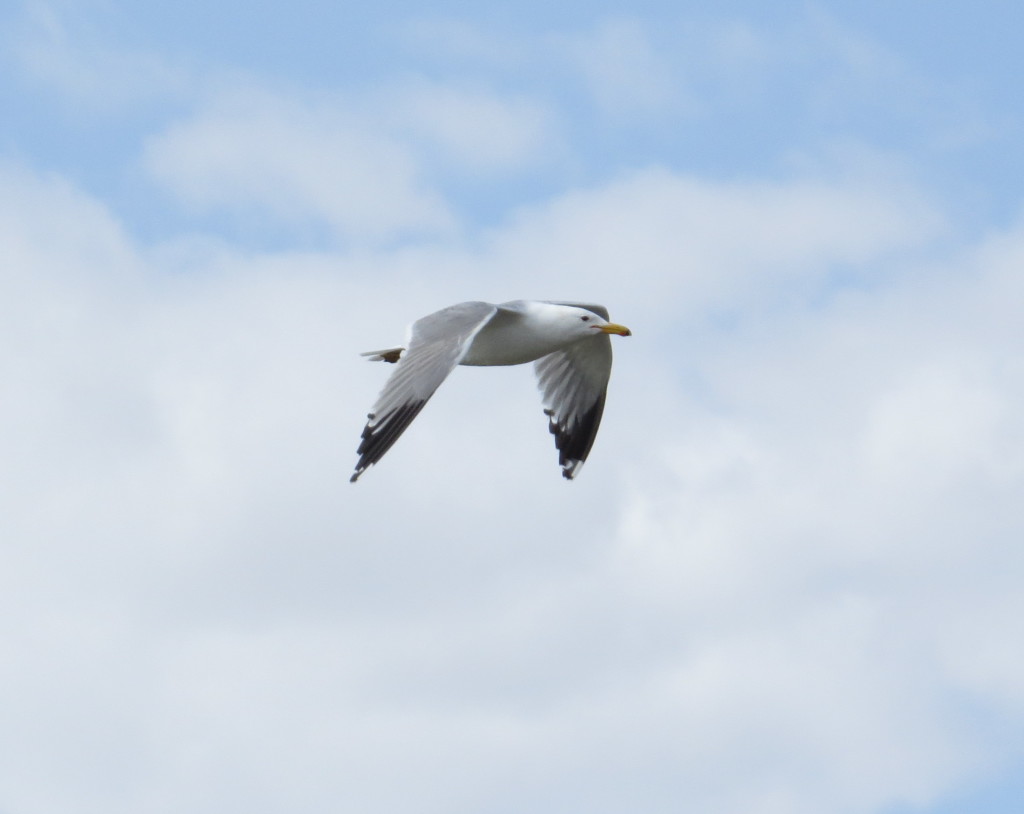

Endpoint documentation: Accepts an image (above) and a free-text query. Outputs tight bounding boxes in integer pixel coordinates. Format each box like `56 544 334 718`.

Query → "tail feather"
360 347 404 363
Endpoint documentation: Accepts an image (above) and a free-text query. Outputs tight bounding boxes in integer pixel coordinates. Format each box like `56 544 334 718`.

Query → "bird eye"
580 315 590 322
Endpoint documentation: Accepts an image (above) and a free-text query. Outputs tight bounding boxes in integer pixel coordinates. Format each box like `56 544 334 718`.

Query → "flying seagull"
351 300 631 482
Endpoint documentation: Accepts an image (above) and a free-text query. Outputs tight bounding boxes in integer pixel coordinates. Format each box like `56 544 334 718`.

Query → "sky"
2 1 1024 813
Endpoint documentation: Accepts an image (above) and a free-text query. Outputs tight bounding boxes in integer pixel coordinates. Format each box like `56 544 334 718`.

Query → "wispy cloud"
557 17 684 117
477 162 944 323
381 78 562 174
142 86 456 244
9 1 190 110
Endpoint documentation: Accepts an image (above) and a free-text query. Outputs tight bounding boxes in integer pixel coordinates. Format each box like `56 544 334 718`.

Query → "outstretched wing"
351 302 498 482
534 326 613 480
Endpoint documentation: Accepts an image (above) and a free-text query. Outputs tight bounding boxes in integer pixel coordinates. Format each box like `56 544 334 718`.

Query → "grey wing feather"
351 302 497 482
534 332 613 479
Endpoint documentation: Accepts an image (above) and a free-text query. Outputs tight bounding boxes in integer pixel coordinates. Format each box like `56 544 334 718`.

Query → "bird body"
460 301 612 366
351 300 630 482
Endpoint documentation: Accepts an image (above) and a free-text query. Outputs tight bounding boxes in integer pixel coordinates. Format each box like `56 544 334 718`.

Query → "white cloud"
7 4 1024 812
142 76 562 242
2 138 1024 814
600 332 1020 812
143 87 456 244
473 163 943 326
382 78 562 173
863 360 1006 485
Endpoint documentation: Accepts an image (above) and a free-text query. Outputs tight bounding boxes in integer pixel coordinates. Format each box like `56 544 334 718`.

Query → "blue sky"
2 2 1024 814
7 1 1024 242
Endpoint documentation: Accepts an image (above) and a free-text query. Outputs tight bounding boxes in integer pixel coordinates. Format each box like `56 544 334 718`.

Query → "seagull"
351 300 631 482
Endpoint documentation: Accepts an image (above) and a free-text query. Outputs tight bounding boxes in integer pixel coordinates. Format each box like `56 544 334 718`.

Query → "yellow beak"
598 322 632 336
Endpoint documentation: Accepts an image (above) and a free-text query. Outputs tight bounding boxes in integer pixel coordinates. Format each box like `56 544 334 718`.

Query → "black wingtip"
544 394 605 480
350 399 428 482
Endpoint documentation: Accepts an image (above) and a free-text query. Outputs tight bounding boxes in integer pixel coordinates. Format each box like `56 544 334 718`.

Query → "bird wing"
534 325 613 480
351 302 498 482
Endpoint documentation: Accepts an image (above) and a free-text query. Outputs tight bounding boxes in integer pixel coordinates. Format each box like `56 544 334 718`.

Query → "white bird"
351 300 632 482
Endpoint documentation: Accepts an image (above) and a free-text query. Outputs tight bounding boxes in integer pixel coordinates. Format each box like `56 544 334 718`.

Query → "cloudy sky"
3 1 1024 812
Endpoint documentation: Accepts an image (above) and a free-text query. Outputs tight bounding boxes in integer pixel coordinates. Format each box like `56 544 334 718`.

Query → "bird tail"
360 347 405 364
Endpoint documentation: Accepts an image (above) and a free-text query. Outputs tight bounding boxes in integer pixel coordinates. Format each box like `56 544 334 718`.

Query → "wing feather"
534 332 613 479
351 302 497 482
